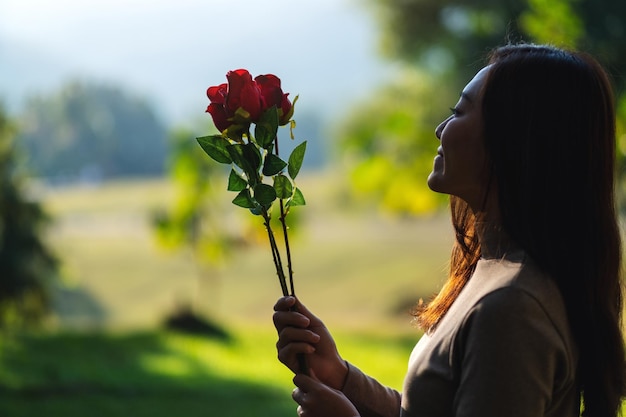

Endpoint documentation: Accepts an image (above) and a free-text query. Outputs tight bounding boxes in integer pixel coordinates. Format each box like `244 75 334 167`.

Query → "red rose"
255 74 293 125
225 69 263 121
205 69 294 133
206 83 230 132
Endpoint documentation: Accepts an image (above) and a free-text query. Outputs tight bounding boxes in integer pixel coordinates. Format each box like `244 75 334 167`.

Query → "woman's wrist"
327 359 349 391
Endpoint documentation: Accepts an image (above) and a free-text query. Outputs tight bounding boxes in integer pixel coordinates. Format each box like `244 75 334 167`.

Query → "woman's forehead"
461 65 491 101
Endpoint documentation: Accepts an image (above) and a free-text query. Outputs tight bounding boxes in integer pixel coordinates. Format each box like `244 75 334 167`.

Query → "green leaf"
196 135 232 164
226 144 245 168
232 189 256 209
227 169 248 192
255 106 279 149
243 142 262 170
288 140 307 179
253 183 277 207
249 205 263 216
289 187 306 207
263 153 287 176
227 143 262 184
273 174 293 199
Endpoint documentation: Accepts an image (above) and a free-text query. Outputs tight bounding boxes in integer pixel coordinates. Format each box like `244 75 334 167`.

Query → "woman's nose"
435 117 450 140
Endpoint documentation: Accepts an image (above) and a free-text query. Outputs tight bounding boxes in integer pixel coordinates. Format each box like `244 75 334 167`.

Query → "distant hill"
0 1 392 127
0 38 69 115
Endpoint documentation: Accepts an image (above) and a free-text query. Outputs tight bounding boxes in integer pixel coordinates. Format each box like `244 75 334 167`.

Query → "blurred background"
1 0 626 415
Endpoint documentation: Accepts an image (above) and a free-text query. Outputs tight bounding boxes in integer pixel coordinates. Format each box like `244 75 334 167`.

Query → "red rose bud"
207 83 227 104
278 93 293 125
205 83 230 132
255 74 283 107
255 74 293 125
206 102 230 133
225 69 263 121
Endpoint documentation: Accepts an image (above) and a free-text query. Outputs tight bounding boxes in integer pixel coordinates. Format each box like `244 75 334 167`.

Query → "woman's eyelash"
449 107 459 116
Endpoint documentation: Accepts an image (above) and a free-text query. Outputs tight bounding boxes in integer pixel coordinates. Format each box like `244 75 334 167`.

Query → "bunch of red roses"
197 69 306 299
206 69 295 139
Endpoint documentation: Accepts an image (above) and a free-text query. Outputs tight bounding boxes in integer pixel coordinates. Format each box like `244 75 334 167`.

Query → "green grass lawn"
5 176 626 415
41 175 452 331
0 325 416 417
0 175 445 416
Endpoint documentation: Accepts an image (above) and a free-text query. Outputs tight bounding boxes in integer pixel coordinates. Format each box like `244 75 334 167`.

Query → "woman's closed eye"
449 107 461 116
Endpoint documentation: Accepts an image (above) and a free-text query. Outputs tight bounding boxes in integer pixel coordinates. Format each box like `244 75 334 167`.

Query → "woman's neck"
476 221 522 260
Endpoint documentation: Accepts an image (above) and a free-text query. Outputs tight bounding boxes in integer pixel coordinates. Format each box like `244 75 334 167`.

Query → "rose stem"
262 210 288 296
278 200 295 296
273 134 307 375
273 137 295 297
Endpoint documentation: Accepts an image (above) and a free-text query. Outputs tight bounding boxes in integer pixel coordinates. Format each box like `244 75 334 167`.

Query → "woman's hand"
273 296 348 390
292 373 360 417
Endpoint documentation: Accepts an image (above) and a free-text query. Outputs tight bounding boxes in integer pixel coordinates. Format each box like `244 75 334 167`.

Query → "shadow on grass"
0 331 295 417
162 306 232 342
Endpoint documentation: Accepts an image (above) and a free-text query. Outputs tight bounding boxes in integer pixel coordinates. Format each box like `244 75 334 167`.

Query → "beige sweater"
342 253 579 417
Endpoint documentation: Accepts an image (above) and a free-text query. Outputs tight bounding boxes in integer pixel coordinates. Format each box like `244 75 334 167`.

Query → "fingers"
273 309 311 332
292 386 305 404
277 341 315 366
292 376 323 411
274 296 297 312
274 297 322 326
293 373 320 392
276 328 319 372
276 326 320 348
290 298 324 327
273 297 311 334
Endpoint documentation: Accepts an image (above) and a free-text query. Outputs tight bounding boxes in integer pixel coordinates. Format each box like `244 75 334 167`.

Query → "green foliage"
520 0 583 47
615 97 626 212
0 327 413 416
0 108 58 328
336 69 450 214
198 109 307 216
197 135 232 164
367 0 626 89
152 128 237 265
255 106 280 150
338 0 626 215
16 81 168 181
263 154 287 177
288 141 307 179
366 0 520 77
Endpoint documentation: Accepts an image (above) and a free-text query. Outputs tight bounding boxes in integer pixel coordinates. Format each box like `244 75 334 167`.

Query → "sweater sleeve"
341 362 402 417
453 287 573 417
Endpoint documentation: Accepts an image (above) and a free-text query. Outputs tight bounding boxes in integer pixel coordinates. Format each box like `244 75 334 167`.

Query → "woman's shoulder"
464 256 573 349
473 253 561 304
432 253 572 347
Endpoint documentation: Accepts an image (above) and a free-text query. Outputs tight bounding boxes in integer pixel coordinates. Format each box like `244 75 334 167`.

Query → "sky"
0 0 393 125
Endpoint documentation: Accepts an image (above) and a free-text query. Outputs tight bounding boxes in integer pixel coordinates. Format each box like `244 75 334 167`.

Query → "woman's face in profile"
427 66 491 210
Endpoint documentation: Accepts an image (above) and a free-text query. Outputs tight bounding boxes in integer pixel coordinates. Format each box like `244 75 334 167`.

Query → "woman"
273 44 626 417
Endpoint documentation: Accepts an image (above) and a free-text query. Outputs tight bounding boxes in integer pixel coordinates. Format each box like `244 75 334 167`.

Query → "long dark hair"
418 44 626 416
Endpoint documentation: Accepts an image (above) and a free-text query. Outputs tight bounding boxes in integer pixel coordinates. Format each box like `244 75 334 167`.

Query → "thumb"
293 298 324 327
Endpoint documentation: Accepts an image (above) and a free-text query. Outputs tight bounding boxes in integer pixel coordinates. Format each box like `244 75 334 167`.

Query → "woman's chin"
427 172 444 193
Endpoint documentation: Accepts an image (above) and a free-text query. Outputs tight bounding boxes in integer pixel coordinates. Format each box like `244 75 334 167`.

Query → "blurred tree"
0 106 58 328
519 0 583 48
365 0 626 89
152 128 246 319
336 69 451 214
336 0 626 215
153 128 236 264
17 81 168 182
